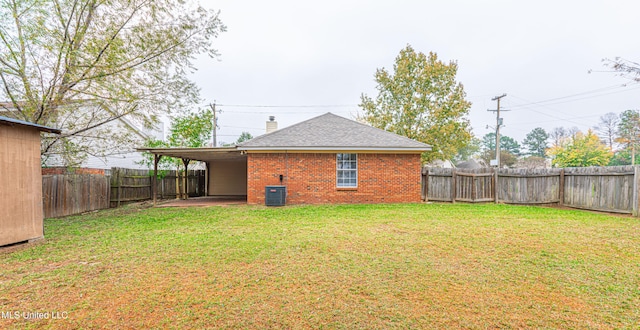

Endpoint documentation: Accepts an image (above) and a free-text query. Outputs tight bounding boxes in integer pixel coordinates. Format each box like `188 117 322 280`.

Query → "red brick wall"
247 153 422 205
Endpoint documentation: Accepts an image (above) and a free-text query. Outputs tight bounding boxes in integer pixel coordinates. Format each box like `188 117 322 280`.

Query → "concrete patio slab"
157 196 246 207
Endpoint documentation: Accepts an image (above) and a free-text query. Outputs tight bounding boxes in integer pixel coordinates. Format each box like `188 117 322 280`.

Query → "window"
336 153 357 187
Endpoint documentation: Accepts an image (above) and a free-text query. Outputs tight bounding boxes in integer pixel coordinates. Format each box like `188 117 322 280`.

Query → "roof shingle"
238 113 431 152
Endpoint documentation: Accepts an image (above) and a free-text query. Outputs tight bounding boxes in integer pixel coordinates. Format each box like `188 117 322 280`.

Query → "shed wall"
0 125 44 246
247 153 421 204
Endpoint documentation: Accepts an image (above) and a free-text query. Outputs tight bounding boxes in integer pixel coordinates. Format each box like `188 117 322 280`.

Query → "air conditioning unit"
265 186 286 206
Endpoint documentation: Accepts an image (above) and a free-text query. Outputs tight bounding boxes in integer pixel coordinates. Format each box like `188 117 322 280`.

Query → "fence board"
109 167 206 205
423 165 639 215
42 174 110 218
563 166 634 214
497 168 561 204
41 167 207 218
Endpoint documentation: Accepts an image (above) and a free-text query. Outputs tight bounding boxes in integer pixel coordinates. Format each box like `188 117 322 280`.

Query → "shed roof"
238 113 431 152
0 116 61 134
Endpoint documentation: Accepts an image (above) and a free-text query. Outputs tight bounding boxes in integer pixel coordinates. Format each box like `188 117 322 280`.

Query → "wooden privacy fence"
422 165 640 215
42 167 206 218
110 167 206 206
42 174 111 218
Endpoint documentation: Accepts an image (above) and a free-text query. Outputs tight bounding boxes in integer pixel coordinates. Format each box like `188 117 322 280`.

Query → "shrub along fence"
42 167 206 218
422 165 640 215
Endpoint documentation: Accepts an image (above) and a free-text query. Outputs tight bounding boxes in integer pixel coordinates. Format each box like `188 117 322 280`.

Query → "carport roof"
135 146 245 162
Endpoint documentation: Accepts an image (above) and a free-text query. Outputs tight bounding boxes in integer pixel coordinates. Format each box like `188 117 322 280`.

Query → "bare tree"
594 112 619 150
550 127 568 147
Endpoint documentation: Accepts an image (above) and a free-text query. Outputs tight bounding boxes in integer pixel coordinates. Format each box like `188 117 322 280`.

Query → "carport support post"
153 154 162 206
205 162 210 196
182 158 190 199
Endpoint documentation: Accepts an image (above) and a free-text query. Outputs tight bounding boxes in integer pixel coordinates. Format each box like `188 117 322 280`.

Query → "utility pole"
487 94 508 168
209 102 221 147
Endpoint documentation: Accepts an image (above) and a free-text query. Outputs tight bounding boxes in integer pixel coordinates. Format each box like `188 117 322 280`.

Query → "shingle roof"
238 113 431 152
0 116 61 134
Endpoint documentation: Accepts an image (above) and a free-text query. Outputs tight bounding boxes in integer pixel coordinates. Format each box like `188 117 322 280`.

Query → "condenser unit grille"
265 186 287 206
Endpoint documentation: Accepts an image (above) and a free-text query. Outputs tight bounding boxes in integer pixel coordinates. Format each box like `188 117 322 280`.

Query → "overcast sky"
189 0 640 147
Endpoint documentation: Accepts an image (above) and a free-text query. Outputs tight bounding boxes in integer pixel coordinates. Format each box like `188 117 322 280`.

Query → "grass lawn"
1 203 639 329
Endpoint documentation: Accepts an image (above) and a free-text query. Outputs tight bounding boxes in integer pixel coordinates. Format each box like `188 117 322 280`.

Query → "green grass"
1 203 639 329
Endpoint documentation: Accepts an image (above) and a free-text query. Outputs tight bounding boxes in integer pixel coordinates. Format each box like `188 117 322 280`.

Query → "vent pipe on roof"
266 116 277 133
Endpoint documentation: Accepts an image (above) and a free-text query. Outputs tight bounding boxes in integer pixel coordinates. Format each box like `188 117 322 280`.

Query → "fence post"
451 169 457 203
88 175 92 211
492 168 497 203
633 166 640 216
422 167 429 202
117 169 122 208
471 174 477 202
559 168 565 206
106 171 111 209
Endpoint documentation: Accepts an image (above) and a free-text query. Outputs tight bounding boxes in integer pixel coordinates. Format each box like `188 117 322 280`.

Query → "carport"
136 147 247 205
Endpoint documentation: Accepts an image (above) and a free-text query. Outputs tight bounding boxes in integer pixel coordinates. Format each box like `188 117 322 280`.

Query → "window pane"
337 154 357 187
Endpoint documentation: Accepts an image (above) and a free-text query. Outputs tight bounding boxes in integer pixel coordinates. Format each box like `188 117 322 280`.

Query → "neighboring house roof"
0 116 61 134
237 112 431 152
456 159 482 169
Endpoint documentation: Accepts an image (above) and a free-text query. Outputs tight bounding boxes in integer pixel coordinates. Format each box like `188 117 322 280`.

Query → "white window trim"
336 153 357 188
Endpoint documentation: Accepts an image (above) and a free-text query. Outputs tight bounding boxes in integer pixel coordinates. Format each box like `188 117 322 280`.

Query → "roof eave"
237 146 431 152
0 116 62 134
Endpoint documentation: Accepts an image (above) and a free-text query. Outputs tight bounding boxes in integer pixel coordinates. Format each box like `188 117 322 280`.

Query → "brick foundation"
247 153 421 205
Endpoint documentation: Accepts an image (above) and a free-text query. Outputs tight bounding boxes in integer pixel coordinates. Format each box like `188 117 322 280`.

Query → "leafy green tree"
608 149 634 166
616 110 640 164
139 108 214 170
547 130 612 167
481 133 520 155
522 127 549 157
452 137 481 163
359 45 472 163
500 136 521 156
168 108 215 148
0 0 225 166
481 133 497 151
236 132 254 144
480 150 517 168
139 108 214 199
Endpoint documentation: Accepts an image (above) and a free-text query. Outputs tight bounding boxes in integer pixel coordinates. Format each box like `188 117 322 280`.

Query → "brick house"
238 113 430 204
140 113 431 205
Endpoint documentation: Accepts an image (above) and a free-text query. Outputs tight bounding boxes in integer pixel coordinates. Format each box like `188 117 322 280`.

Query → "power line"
507 113 603 127
214 109 357 114
217 104 357 108
509 83 639 109
507 95 595 128
221 125 264 130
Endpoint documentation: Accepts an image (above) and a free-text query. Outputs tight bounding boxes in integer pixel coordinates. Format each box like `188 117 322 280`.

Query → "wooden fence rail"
42 174 111 218
422 165 640 216
110 168 206 207
42 167 206 218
